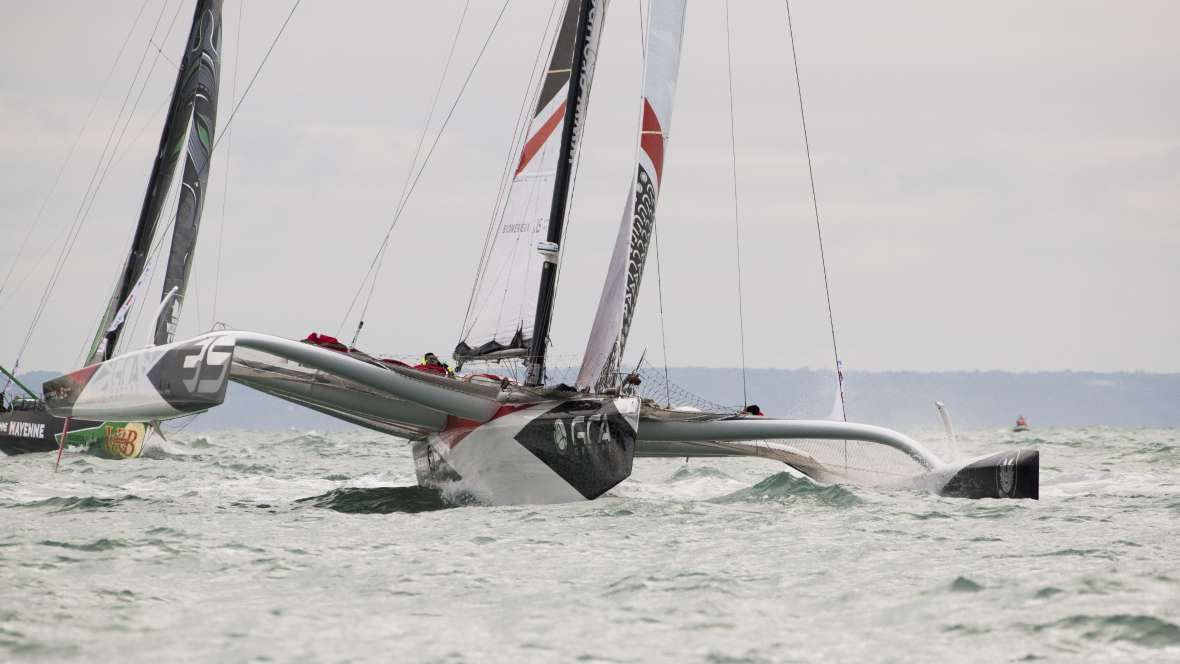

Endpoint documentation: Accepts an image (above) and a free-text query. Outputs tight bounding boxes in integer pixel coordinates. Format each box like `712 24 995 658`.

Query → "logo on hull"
516 398 636 500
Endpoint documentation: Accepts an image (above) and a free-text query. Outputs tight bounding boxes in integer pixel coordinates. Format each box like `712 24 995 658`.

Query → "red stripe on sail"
640 98 665 185
515 100 568 177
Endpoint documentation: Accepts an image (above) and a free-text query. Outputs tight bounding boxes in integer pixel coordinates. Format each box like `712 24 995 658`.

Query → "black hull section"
512 399 636 500
939 449 1039 500
0 410 102 456
411 397 639 505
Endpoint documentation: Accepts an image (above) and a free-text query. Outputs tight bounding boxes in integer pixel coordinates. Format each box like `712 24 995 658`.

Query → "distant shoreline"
13 368 1180 430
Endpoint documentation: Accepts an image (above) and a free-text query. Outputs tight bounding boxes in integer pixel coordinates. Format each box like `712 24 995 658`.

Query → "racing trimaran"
41 0 1038 503
2 0 223 459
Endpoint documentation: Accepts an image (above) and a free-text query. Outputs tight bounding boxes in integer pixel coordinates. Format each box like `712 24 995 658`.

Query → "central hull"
412 397 640 505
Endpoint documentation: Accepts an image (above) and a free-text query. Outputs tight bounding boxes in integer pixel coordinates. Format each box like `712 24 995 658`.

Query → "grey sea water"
1 427 1178 662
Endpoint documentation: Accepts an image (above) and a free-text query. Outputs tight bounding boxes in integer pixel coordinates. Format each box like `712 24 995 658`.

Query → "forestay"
455 0 609 365
577 2 686 391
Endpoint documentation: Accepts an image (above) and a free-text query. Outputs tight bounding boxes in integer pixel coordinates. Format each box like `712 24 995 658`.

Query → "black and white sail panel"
88 0 223 363
577 2 686 390
154 0 222 347
456 0 609 363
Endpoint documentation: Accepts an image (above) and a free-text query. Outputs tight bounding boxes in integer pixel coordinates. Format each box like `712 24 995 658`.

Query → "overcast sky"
1 0 1177 376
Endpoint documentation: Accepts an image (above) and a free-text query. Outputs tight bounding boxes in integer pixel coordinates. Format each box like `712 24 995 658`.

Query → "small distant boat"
1013 416 1030 433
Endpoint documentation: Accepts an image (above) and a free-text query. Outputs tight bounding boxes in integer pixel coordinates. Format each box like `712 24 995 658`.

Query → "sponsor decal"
102 422 146 459
0 420 46 440
145 336 234 408
550 411 613 455
178 336 233 393
567 0 602 166
596 165 657 389
514 398 635 499
997 452 1019 497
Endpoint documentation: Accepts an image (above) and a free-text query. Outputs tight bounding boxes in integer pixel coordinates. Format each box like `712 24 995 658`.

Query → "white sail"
456 0 610 363
576 1 687 390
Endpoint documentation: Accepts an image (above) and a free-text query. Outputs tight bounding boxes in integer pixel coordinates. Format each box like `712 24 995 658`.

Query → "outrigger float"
40 0 1037 503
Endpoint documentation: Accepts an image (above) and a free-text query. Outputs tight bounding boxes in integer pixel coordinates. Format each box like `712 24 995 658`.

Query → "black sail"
153 0 222 347
89 0 223 362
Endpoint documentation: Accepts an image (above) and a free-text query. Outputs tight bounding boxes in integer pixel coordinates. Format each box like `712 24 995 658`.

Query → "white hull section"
418 405 585 505
413 397 639 506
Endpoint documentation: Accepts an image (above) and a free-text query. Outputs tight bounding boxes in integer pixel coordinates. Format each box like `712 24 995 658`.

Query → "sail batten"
577 2 687 391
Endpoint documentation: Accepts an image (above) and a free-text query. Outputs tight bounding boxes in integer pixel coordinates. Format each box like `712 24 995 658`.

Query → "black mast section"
526 0 594 387
92 0 222 362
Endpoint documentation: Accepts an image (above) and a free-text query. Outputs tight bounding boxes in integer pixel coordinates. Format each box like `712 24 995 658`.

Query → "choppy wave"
668 465 735 482
296 486 458 513
38 538 128 552
1 426 1177 661
10 495 145 512
1031 614 1180 649
711 471 862 506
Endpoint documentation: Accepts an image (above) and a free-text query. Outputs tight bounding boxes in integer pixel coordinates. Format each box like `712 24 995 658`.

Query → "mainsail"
455 0 609 381
89 0 223 363
576 2 686 390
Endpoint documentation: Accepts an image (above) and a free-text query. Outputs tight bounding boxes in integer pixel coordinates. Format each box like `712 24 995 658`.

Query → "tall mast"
88 0 222 363
526 0 596 386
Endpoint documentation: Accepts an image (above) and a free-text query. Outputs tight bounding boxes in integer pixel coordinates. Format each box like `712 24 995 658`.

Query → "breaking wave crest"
296 486 461 514
711 472 862 507
11 495 145 512
1032 614 1180 649
668 465 735 482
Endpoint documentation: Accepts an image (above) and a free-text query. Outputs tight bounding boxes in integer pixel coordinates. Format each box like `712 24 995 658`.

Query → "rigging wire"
90 0 302 363
208 0 301 157
10 0 178 376
75 1 189 265
0 0 151 309
723 0 750 406
639 0 671 406
212 0 246 329
12 0 299 378
784 0 846 421
347 0 473 347
652 221 672 407
459 0 562 343
336 0 512 340
121 0 304 353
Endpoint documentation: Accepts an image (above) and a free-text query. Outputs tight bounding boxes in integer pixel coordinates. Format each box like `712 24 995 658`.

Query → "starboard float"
3 0 224 459
43 0 1038 503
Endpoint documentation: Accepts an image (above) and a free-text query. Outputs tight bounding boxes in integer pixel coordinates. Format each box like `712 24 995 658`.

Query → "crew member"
743 404 764 416
415 352 455 378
